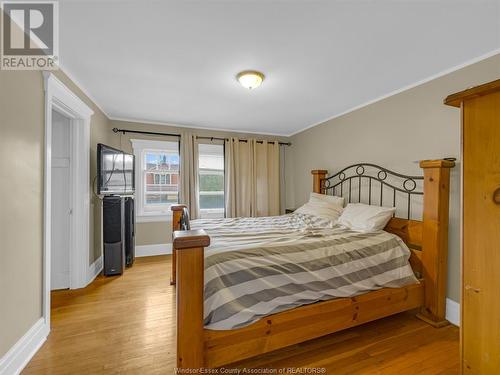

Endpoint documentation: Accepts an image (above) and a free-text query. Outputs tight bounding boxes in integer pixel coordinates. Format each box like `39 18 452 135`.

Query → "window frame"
197 141 225 219
131 139 180 223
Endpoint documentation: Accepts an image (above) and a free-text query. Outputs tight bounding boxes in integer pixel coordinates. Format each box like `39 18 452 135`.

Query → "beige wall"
0 69 111 357
0 71 45 357
287 54 500 303
136 222 172 246
108 120 290 246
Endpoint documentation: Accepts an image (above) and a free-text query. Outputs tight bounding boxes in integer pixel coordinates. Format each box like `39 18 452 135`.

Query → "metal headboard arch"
321 163 424 220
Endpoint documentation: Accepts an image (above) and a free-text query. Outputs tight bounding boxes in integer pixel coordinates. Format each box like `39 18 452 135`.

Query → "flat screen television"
97 143 135 195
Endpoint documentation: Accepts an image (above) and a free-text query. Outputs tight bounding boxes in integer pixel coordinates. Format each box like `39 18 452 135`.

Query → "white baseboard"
446 298 460 326
87 255 103 285
135 243 172 257
0 318 49 375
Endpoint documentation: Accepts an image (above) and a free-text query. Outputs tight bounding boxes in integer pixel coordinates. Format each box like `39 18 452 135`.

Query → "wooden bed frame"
170 159 455 369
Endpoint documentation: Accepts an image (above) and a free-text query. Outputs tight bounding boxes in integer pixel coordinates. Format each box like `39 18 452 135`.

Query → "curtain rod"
196 136 291 146
112 128 291 146
112 127 180 138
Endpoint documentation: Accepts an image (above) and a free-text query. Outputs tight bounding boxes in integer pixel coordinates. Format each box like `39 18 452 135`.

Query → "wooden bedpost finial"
311 170 328 194
173 229 210 249
419 159 455 169
417 159 455 327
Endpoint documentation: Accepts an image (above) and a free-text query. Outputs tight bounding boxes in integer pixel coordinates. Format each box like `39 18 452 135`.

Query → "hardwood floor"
24 256 459 374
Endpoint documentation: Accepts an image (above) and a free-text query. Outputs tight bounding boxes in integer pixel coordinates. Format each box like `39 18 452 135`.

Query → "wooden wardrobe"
445 79 500 374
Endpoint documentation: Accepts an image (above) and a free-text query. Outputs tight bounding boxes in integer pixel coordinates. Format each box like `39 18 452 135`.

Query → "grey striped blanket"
190 213 418 330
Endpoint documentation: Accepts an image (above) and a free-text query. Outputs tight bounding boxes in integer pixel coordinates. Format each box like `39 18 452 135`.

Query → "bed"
170 159 455 369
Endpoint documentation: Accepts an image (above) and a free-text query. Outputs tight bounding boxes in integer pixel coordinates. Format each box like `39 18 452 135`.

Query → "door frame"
43 72 94 328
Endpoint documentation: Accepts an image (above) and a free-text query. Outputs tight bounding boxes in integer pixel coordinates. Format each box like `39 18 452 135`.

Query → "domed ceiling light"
236 70 265 89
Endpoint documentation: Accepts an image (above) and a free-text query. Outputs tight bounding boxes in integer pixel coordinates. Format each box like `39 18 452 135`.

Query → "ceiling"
59 0 500 136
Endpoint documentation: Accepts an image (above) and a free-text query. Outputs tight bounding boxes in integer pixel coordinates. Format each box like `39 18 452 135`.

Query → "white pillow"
295 200 343 222
337 203 395 232
309 192 345 207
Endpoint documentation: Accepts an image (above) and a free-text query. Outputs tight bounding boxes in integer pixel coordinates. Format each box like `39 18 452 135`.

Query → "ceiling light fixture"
236 70 265 89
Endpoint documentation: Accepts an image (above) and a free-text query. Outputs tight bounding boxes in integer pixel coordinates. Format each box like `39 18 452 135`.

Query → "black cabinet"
103 196 135 276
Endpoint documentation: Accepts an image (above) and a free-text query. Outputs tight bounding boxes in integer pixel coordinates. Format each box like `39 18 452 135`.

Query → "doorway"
50 110 73 290
43 72 95 329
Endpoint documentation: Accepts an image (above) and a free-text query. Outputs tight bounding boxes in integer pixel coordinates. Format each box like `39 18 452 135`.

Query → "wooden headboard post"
170 204 187 285
417 159 455 327
311 170 328 193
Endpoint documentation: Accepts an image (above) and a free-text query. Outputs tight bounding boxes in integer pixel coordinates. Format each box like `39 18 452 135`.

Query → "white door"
51 110 72 290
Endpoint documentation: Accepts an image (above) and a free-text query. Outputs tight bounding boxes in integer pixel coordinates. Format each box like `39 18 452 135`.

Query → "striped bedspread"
190 213 418 330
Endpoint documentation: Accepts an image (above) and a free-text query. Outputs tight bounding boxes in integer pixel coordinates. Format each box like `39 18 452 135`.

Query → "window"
131 139 179 221
198 143 225 219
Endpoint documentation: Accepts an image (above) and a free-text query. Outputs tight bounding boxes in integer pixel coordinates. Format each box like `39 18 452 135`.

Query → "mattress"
190 213 418 330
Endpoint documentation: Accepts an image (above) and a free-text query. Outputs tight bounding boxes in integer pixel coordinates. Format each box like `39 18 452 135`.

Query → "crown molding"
289 48 500 137
108 116 290 138
57 62 110 118
59 48 499 138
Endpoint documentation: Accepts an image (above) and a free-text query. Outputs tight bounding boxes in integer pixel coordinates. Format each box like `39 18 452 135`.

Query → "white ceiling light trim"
237 70 265 89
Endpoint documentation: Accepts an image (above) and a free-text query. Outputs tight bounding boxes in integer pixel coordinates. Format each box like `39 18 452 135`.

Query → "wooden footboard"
204 283 424 367
171 159 454 370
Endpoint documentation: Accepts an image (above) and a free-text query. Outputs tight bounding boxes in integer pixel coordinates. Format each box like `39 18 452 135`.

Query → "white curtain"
225 138 280 218
179 132 200 219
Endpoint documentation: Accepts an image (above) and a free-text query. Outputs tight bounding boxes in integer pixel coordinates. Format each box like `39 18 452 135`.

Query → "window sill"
200 208 225 213
136 213 172 223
